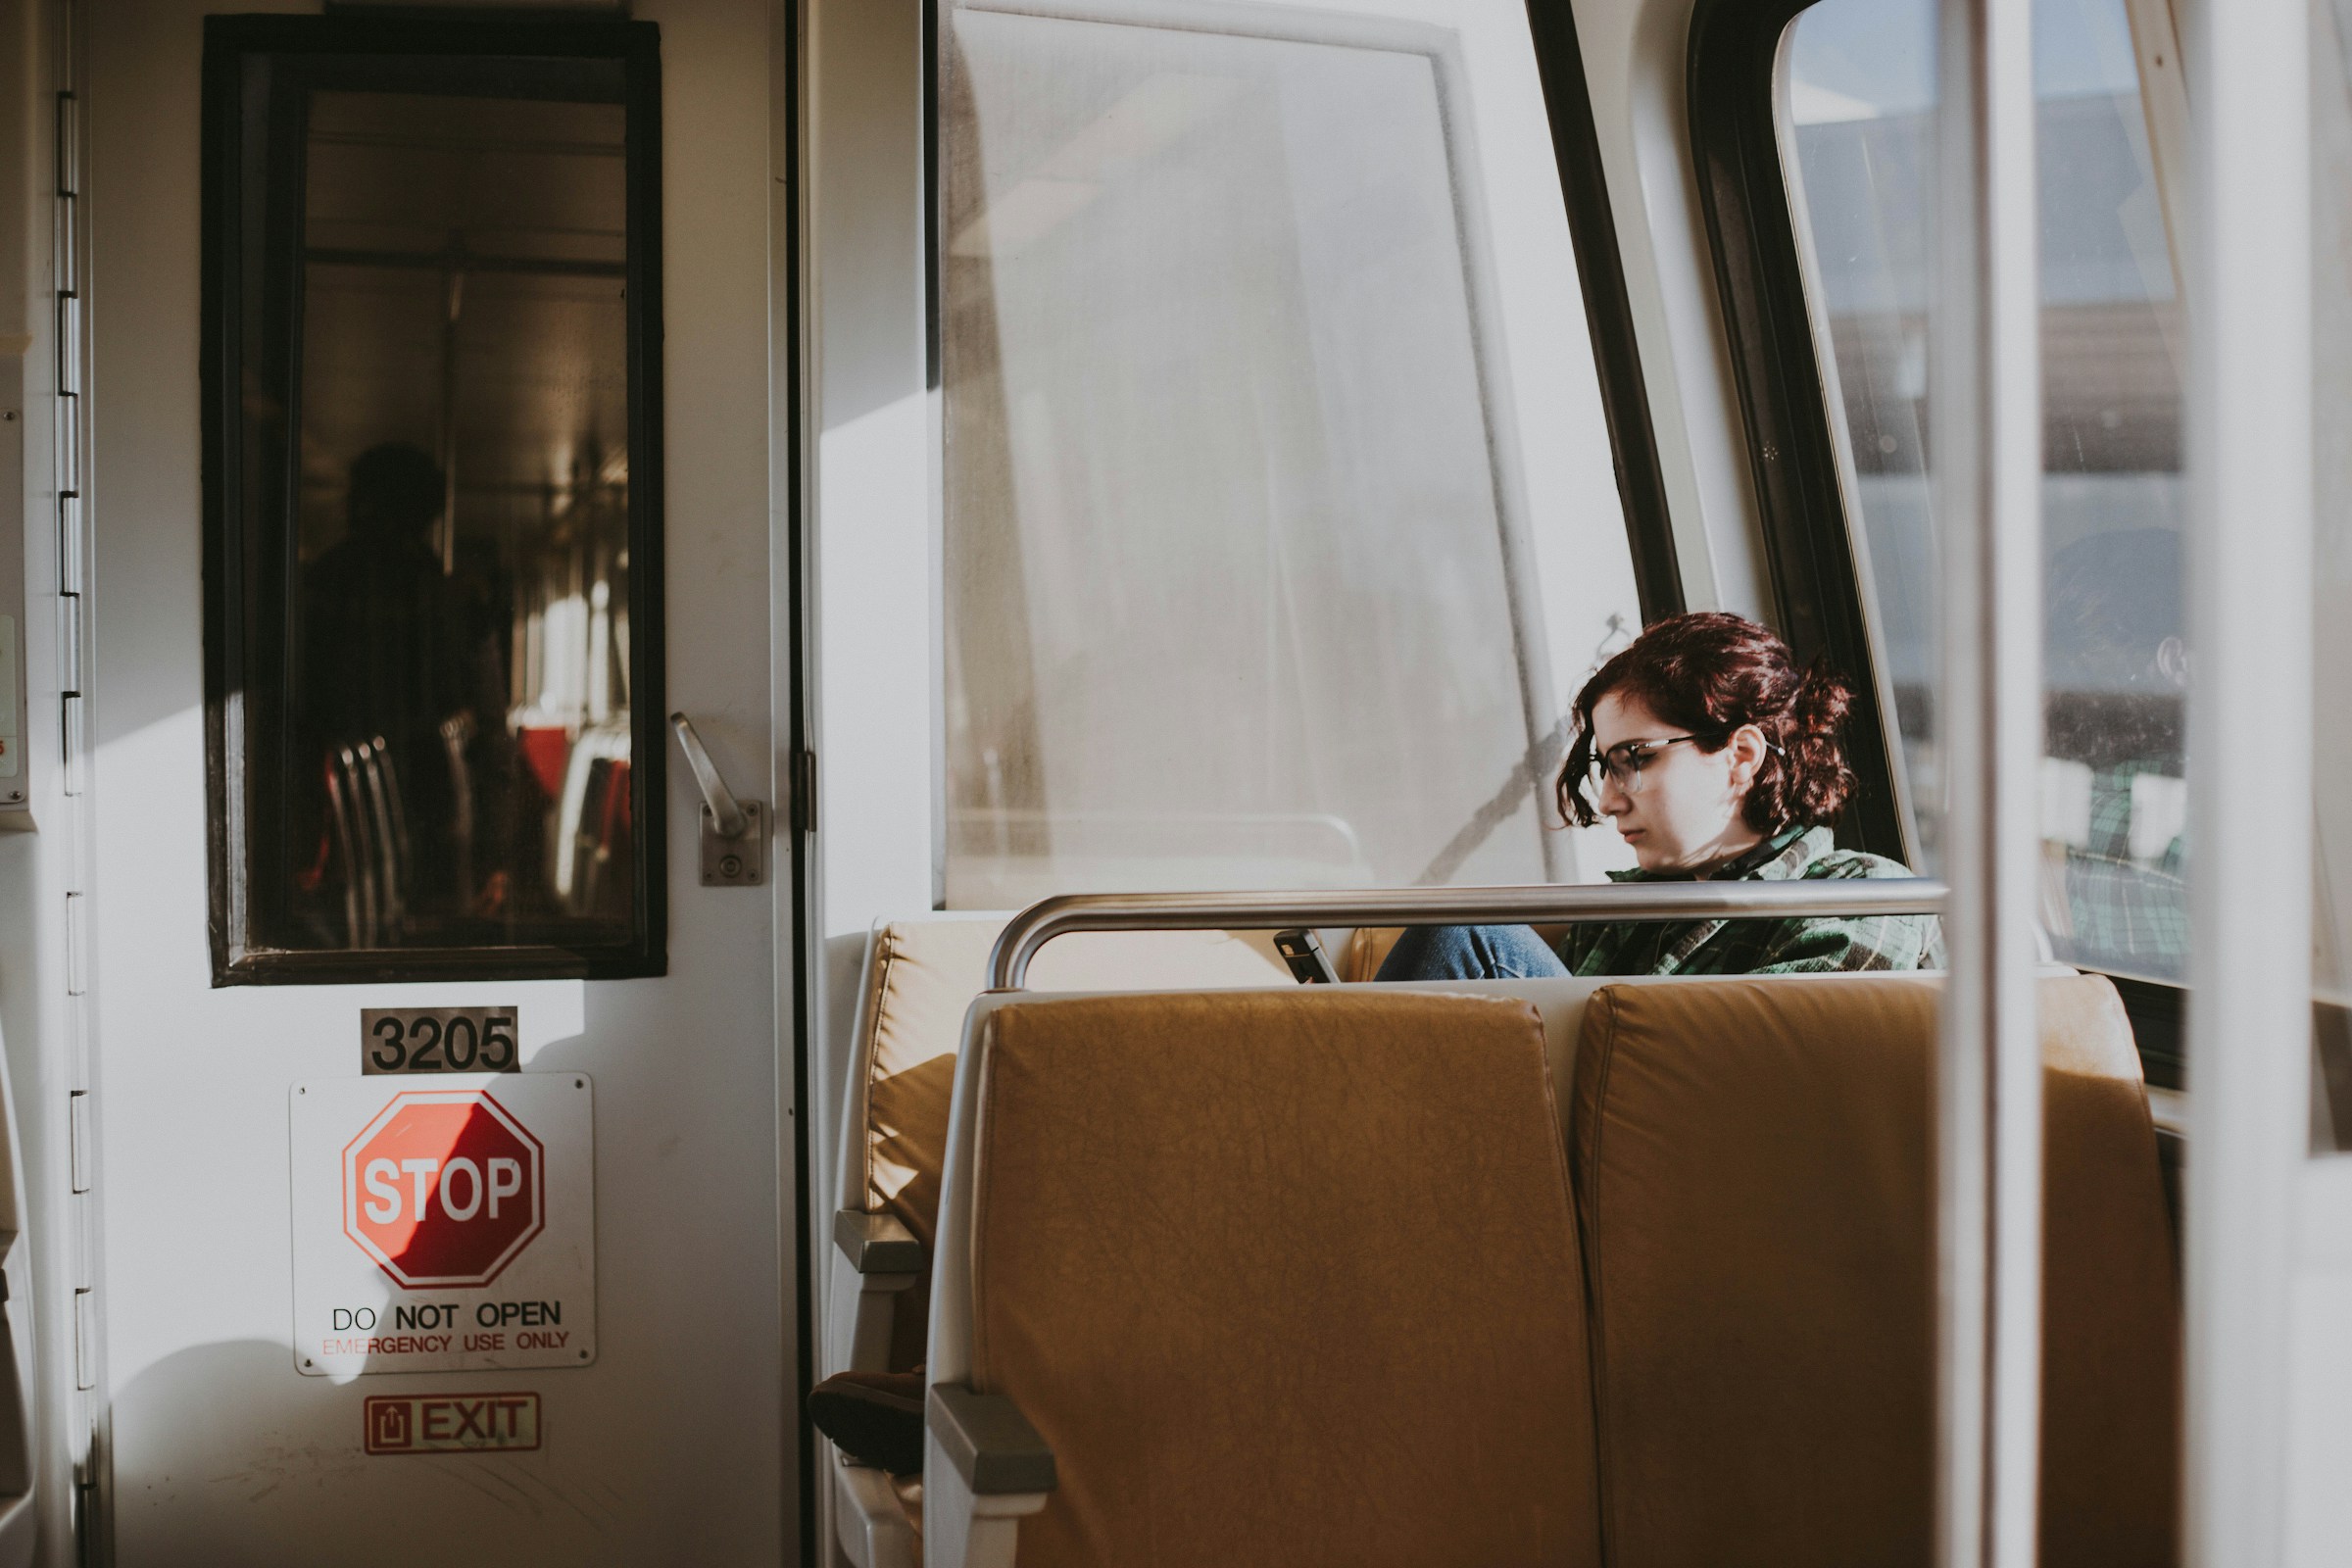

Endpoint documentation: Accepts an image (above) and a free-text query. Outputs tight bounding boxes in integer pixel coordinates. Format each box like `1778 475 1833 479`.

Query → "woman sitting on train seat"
1379 611 1943 981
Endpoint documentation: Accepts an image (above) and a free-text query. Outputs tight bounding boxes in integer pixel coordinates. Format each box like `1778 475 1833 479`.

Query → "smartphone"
1273 928 1341 985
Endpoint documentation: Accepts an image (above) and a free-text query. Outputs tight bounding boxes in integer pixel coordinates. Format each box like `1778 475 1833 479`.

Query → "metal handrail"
987 878 1949 990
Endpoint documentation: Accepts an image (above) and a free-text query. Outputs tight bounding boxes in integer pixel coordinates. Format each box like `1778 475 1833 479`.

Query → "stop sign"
342 1090 545 1289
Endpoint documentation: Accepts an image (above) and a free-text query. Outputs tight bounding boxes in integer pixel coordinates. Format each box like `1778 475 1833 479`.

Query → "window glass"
1781 0 2188 980
939 0 1642 906
207 36 660 977
2313 0 2352 1150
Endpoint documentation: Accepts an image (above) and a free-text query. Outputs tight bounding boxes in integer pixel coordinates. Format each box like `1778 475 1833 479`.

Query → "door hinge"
69 1091 88 1194
63 890 85 995
791 749 817 834
72 1288 93 1391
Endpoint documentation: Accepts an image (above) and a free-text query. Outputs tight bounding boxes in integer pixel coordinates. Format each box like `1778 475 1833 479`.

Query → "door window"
202 20 664 980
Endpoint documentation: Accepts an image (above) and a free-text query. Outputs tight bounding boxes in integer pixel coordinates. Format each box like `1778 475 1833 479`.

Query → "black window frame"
1687 0 1908 861
199 13 667 986
1522 0 1684 623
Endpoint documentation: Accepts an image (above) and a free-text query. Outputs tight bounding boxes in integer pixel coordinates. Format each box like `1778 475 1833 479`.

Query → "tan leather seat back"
2036 977 2182 1565
855 920 1288 1364
1570 974 2178 1566
968 990 1602 1568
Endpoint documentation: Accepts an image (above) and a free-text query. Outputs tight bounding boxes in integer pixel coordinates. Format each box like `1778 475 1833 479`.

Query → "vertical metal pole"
1934 0 2043 1562
2181 0 2311 1560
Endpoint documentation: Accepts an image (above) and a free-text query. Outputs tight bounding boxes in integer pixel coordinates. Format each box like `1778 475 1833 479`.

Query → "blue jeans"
1374 924 1571 982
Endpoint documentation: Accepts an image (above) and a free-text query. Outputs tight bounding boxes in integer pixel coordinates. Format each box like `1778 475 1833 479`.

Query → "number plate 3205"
362 1008 522 1075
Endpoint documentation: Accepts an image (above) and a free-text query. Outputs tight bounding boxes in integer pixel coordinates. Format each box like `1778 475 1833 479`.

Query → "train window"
936 0 1643 906
200 19 665 982
1778 0 2187 980
2315 0 2352 1151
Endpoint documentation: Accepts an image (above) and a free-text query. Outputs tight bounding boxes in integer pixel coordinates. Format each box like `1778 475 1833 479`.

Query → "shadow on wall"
109 1339 629 1566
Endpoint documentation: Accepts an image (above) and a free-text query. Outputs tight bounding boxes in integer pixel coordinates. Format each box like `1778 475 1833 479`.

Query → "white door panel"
83 1 793 1560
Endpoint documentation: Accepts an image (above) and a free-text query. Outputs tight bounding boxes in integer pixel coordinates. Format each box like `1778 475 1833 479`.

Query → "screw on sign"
342 1090 544 1289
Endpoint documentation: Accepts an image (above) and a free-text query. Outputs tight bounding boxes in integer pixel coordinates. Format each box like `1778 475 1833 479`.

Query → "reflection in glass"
2312 0 2352 1150
1782 0 2188 980
939 0 1639 907
267 75 636 952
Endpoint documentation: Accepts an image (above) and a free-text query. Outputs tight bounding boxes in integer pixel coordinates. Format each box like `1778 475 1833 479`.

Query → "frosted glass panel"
941 0 1638 906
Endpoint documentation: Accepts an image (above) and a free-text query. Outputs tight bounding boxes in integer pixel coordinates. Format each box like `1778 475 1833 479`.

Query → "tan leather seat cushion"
860 921 1289 1365
1570 975 2178 1567
969 991 1602 1568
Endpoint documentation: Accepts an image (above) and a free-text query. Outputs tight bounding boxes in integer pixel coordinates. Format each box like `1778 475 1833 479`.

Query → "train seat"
918 988 1603 1568
833 918 1294 1368
836 945 2169 1566
1569 973 2178 1566
826 918 1289 1567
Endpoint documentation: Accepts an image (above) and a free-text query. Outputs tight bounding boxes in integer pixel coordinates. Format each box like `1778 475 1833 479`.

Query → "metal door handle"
669 712 764 886
669 712 748 836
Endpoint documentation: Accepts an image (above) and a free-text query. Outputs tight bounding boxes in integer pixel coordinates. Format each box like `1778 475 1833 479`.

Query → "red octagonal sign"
342 1090 545 1289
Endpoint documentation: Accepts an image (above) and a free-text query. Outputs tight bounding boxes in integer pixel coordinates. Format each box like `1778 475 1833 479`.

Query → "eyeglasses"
1586 734 1709 795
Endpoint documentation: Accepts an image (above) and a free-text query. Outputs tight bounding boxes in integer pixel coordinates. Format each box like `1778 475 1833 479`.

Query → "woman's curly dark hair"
1557 612 1856 833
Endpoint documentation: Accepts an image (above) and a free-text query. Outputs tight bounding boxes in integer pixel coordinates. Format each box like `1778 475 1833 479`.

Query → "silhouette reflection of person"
294 442 511 936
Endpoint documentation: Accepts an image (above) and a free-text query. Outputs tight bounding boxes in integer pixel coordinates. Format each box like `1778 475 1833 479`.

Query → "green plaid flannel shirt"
1559 825 1945 976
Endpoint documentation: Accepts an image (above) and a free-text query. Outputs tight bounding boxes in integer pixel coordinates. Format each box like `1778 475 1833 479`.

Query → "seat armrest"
928 1384 1057 1495
827 1211 922 1377
835 1209 925 1274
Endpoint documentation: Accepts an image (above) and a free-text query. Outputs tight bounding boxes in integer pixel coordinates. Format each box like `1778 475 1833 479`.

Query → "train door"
70 2 795 1561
